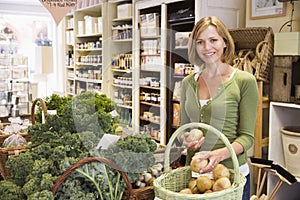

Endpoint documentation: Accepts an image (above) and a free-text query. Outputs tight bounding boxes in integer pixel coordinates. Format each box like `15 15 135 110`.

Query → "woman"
179 16 258 200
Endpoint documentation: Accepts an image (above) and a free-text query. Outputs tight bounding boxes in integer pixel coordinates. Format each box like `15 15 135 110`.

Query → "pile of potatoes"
178 128 232 194
179 161 232 194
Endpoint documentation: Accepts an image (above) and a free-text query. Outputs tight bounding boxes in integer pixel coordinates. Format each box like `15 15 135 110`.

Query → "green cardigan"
179 69 259 169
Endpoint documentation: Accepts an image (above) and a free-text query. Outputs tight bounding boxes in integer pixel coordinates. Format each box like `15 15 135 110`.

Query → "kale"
3 92 160 199
0 180 24 200
35 94 72 124
101 134 157 183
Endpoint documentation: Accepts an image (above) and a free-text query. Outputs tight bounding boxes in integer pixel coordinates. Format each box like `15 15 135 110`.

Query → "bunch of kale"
0 91 120 200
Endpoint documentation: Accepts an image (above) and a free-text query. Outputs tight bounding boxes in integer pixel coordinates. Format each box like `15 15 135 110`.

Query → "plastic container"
280 126 300 177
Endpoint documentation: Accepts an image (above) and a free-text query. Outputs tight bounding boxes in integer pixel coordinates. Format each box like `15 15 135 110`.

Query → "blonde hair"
188 16 235 67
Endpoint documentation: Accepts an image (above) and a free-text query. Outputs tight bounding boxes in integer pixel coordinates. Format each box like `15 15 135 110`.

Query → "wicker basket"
153 122 246 200
0 124 31 179
52 157 155 200
0 98 47 179
229 27 274 83
31 97 48 125
0 145 27 179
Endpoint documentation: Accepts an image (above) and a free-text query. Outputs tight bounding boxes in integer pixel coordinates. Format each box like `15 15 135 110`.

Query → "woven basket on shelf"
229 27 274 83
0 98 47 179
153 122 246 200
52 157 155 200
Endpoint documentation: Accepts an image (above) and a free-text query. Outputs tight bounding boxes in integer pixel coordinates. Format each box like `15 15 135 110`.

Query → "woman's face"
195 25 226 66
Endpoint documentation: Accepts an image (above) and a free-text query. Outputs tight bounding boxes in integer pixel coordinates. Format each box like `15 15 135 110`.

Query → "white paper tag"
191 171 213 179
154 197 162 200
96 134 120 150
47 110 57 115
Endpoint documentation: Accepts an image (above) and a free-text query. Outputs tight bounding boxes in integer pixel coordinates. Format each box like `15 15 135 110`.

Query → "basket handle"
255 40 268 65
31 98 47 125
51 157 133 197
164 122 240 185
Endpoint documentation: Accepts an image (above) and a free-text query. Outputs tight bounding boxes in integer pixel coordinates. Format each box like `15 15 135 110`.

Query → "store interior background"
0 0 299 99
0 0 299 197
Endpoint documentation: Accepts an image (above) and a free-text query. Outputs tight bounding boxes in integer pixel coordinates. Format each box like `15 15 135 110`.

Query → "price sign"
39 0 82 25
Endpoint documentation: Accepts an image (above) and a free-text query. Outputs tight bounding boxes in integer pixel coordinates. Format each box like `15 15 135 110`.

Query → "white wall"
246 0 300 33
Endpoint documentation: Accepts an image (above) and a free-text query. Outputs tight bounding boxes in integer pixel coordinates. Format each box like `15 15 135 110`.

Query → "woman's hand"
192 142 244 174
192 150 224 174
180 131 205 151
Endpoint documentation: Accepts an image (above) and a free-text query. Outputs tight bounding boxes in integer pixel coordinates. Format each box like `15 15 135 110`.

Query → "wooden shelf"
254 81 270 184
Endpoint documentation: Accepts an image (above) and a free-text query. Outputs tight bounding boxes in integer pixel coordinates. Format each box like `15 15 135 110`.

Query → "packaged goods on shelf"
97 17 102 34
84 15 98 35
117 3 132 19
140 13 160 37
78 21 85 35
147 13 160 36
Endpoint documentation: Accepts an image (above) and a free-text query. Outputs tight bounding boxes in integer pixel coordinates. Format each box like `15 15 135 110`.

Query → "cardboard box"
117 3 132 19
175 32 190 49
146 13 159 36
84 16 98 35
274 32 300 55
140 14 148 36
97 17 102 34
78 21 85 35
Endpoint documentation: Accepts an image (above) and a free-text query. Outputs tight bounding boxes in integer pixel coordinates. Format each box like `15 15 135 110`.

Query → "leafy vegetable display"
0 91 158 200
35 93 72 123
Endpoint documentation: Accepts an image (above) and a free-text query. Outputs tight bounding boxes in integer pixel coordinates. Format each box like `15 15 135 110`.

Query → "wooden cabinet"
267 102 300 200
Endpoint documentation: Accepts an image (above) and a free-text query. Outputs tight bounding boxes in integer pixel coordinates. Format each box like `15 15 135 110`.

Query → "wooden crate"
270 56 300 103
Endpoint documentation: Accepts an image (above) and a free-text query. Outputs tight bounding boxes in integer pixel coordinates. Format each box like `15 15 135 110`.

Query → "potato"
186 129 204 142
204 189 213 194
190 157 208 173
196 176 213 193
212 164 230 180
179 188 193 194
188 179 199 194
212 177 231 192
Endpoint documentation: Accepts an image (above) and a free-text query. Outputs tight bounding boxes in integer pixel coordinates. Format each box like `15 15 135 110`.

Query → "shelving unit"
61 0 247 144
135 2 167 144
63 2 105 95
108 1 134 130
166 0 195 143
74 4 103 94
65 13 75 95
267 102 300 200
0 54 31 117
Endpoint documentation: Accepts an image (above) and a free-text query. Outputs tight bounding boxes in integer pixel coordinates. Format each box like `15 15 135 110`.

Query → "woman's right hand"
180 131 205 151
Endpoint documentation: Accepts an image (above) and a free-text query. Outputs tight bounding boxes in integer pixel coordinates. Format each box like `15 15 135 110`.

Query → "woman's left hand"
193 150 224 174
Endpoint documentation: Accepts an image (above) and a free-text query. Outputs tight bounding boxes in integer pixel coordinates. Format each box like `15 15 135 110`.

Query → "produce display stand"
153 122 246 200
0 98 47 179
52 156 155 200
